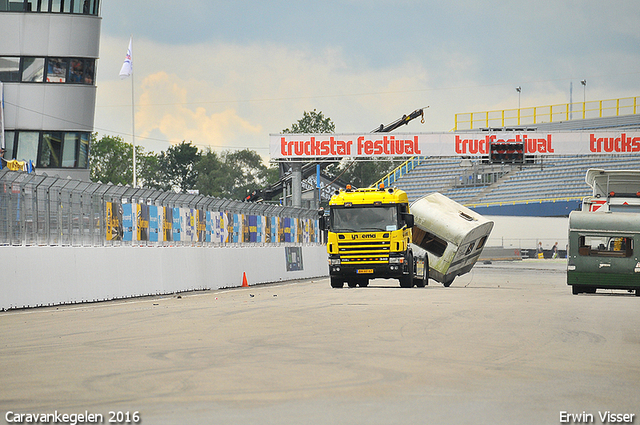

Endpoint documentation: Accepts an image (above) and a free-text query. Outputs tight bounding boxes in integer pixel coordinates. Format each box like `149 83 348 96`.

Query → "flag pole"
131 35 136 188
0 81 5 151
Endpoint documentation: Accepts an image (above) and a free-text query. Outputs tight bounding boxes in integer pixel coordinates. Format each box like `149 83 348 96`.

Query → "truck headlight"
389 257 404 264
330 258 341 265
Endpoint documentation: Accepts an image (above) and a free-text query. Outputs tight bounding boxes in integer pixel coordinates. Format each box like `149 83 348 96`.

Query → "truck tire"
347 280 357 288
415 256 429 288
442 276 454 287
331 277 344 288
399 252 414 288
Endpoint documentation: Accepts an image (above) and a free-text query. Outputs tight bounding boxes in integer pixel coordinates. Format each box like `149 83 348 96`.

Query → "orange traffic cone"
242 272 248 287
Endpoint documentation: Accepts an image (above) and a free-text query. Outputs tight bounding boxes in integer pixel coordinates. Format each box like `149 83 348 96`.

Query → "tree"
89 133 150 186
282 109 335 134
157 141 201 192
196 148 276 200
195 149 236 198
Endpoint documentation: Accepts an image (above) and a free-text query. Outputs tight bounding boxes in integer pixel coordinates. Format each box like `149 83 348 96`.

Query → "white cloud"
95 5 640 158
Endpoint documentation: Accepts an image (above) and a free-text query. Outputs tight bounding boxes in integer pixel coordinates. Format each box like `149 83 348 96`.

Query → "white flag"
119 37 132 79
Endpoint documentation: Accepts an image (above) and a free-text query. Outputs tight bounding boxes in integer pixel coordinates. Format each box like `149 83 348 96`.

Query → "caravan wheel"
415 256 429 288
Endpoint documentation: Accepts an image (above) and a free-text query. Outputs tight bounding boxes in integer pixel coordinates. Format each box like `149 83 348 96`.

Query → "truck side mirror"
402 213 414 228
318 209 327 231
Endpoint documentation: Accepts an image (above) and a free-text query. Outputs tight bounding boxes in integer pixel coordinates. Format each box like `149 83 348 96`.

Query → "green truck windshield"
332 206 398 232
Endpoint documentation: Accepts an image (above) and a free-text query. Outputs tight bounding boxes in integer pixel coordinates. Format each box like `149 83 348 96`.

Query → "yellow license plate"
357 269 374 274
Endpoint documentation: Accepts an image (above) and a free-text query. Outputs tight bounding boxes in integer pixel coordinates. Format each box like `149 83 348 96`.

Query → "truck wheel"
359 278 369 287
636 289 640 297
415 257 429 288
347 280 357 288
331 277 344 288
442 277 454 287
572 285 581 295
399 252 414 288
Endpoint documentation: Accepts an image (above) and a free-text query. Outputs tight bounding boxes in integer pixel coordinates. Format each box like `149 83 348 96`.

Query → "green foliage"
196 148 274 199
89 133 148 185
90 134 278 200
282 109 335 134
156 141 201 192
194 150 236 198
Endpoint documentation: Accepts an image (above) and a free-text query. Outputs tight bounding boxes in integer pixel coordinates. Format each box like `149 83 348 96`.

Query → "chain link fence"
0 169 321 247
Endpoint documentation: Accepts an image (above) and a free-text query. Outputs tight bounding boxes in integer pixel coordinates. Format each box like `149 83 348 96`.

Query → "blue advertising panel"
248 215 257 243
172 207 181 242
149 205 159 242
284 217 291 243
122 203 133 242
233 214 240 243
205 211 212 243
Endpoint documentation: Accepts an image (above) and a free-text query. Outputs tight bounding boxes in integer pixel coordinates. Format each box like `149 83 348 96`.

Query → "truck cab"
323 185 420 288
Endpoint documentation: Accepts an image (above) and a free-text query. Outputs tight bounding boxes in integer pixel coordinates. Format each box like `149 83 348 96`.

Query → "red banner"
270 131 640 159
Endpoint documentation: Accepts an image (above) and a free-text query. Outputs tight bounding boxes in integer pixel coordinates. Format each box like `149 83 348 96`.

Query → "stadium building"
0 0 101 180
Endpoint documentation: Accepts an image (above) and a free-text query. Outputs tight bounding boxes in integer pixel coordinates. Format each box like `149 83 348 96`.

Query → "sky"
94 0 640 158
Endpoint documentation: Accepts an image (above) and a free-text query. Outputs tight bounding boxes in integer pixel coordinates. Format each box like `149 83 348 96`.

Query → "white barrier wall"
1 245 328 310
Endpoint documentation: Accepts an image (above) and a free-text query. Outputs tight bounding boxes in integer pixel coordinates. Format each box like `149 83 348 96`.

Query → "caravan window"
578 235 633 258
412 226 448 257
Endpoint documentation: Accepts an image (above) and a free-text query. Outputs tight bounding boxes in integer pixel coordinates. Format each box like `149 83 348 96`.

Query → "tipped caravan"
410 193 494 286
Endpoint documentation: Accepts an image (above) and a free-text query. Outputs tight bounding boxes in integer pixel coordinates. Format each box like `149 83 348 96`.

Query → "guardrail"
463 196 584 209
455 96 639 131
0 168 320 247
370 156 426 189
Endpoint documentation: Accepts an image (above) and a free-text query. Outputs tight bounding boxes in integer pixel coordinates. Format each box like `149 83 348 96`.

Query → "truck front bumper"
329 263 407 279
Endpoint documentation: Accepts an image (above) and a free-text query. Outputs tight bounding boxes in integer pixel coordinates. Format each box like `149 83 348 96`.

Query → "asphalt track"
1 260 639 425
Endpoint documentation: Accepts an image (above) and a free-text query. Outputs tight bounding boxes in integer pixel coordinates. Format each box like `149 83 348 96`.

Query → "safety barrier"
0 168 320 247
370 156 426 189
464 195 584 209
454 96 639 131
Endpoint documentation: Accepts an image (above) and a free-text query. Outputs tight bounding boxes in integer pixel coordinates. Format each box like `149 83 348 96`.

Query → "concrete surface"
1 260 639 425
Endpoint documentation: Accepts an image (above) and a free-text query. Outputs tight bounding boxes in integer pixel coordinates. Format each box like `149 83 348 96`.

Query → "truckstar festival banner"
270 131 640 159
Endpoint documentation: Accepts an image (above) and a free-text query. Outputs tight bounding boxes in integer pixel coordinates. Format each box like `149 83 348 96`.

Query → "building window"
9 130 90 169
78 133 89 168
46 58 67 82
0 0 99 14
62 132 79 167
0 57 20 82
69 58 94 84
16 131 40 163
3 131 16 159
39 132 63 167
21 57 45 82
1 56 95 85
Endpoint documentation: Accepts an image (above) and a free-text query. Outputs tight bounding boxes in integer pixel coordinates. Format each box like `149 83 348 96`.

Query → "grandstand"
394 154 639 216
392 100 640 217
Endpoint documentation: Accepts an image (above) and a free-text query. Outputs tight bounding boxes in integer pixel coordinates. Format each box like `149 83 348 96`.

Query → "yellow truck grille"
337 241 390 264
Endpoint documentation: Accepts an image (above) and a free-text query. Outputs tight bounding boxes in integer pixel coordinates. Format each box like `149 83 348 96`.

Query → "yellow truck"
321 185 493 288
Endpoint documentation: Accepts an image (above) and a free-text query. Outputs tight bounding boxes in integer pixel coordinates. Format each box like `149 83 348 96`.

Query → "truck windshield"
332 206 398 232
